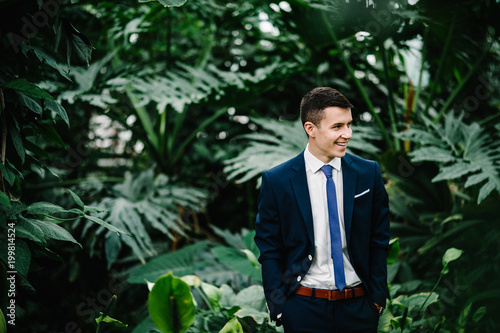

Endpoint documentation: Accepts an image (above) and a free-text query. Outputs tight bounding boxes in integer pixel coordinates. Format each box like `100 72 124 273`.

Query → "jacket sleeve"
254 171 287 321
369 162 391 306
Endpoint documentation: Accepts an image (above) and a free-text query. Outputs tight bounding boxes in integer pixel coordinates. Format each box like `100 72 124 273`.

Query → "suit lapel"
342 153 357 248
290 152 315 245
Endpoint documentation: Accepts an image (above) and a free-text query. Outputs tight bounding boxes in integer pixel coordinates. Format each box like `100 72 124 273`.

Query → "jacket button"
308 255 313 261
297 276 302 282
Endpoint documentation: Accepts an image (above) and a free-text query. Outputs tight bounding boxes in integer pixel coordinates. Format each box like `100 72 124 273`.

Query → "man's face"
304 107 352 163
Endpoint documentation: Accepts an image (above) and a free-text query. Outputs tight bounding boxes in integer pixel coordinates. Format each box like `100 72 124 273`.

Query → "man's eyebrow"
331 120 353 125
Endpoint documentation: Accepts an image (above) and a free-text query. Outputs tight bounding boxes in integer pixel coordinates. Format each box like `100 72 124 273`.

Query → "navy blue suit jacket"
254 152 390 321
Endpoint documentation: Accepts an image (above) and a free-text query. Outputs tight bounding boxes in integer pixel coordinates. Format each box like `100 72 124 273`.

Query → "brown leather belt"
295 285 365 301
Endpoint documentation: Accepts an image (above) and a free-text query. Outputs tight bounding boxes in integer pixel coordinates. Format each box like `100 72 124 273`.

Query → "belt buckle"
328 290 334 301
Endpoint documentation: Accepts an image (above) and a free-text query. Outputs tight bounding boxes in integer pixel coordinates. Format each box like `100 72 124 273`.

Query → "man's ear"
304 121 316 137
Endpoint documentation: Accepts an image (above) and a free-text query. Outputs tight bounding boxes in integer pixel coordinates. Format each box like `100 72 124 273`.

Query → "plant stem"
166 7 172 68
322 12 392 150
159 105 168 161
167 16 216 172
416 271 444 318
424 14 456 115
196 285 215 312
380 41 401 151
96 295 117 333
434 42 491 123
478 112 500 125
172 107 228 165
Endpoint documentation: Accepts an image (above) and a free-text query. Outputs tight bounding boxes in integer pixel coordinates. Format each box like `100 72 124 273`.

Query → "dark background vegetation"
1 0 500 332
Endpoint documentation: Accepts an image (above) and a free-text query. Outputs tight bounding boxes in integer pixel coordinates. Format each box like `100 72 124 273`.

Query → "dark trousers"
281 293 380 333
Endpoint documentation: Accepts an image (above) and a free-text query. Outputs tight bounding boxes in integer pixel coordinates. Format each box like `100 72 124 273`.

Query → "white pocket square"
354 189 370 198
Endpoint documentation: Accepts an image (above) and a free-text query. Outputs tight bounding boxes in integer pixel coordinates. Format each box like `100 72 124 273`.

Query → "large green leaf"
16 216 46 245
3 79 53 100
128 241 208 284
219 318 243 333
18 94 42 115
95 313 128 328
85 169 207 266
409 147 456 163
403 112 500 203
44 99 70 126
26 202 68 216
0 238 31 277
392 292 440 315
181 275 222 309
84 215 130 237
32 122 65 147
0 162 16 186
7 119 24 164
211 246 261 282
21 43 71 81
0 308 6 333
27 218 81 247
148 273 195 333
387 238 400 266
225 285 267 313
65 20 93 66
441 247 463 275
0 192 10 207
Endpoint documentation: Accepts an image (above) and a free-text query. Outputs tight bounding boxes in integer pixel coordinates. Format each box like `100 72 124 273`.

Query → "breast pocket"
354 189 370 199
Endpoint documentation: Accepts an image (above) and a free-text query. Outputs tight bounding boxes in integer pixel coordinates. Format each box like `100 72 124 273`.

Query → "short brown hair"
300 87 354 126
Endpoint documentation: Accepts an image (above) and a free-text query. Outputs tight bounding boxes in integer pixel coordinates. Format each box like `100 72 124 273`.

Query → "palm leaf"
83 169 208 267
127 241 208 284
224 117 382 186
399 112 500 203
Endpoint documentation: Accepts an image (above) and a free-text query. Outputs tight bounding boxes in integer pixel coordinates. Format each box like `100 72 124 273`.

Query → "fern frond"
400 111 500 203
117 61 297 114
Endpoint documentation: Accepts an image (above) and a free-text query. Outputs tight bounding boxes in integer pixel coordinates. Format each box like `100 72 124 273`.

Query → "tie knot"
320 165 333 178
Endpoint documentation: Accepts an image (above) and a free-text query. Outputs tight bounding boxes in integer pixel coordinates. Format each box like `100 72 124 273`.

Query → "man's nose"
340 126 352 139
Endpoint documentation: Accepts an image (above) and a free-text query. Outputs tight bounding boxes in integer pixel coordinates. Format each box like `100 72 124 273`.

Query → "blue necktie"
320 165 346 291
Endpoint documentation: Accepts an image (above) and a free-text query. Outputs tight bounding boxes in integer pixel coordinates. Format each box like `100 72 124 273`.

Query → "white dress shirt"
300 145 361 290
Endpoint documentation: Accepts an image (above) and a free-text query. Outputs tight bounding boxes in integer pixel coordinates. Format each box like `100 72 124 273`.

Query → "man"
254 87 390 332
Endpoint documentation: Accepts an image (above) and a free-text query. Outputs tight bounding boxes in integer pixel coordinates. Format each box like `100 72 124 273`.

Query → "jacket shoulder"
344 152 378 169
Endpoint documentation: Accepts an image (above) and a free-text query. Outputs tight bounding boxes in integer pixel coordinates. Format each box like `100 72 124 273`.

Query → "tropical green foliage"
381 247 464 333
128 228 261 287
83 169 208 267
397 112 500 204
133 271 274 333
224 117 383 186
0 0 499 332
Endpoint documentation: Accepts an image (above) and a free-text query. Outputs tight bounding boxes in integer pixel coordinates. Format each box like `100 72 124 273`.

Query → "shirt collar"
304 144 342 173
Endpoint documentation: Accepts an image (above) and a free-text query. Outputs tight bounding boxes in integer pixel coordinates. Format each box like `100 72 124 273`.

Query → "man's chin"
334 150 347 158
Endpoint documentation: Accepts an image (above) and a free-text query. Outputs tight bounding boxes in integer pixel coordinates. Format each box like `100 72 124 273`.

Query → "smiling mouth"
336 142 348 147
